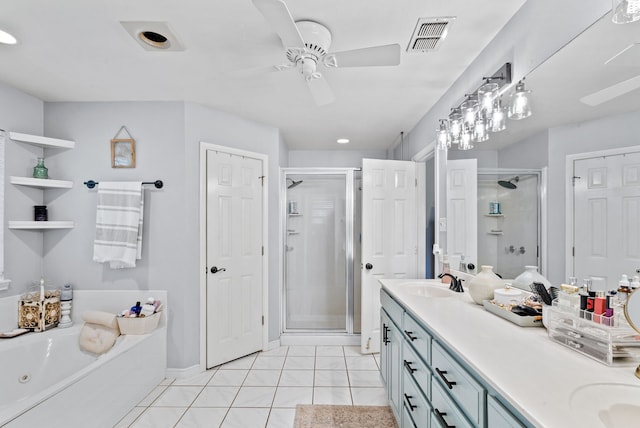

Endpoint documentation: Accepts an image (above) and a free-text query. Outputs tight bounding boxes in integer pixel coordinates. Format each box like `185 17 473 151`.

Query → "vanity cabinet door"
487 396 526 428
403 369 431 428
380 309 391 386
388 319 403 420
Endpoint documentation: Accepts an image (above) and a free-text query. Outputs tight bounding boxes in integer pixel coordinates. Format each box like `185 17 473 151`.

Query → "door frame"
199 142 269 371
565 145 640 279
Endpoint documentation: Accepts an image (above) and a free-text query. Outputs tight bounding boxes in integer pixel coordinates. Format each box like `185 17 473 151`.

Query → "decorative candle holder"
18 289 61 332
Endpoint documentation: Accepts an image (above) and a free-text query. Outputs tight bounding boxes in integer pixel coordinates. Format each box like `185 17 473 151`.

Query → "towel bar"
84 180 163 189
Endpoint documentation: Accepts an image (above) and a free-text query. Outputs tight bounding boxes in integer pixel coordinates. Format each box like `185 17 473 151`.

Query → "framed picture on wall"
111 138 136 168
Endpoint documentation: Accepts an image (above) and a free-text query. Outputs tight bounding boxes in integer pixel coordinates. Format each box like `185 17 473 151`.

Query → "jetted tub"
0 291 167 428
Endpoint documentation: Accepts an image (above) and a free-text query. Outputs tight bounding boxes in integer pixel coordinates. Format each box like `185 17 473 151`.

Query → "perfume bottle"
33 157 49 179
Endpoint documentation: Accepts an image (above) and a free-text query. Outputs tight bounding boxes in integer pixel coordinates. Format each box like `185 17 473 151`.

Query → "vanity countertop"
380 279 640 428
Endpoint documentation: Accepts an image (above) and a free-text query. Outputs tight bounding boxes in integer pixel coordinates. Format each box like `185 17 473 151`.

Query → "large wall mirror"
442 12 640 289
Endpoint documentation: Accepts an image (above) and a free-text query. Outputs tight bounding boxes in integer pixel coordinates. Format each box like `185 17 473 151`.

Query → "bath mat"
293 404 398 428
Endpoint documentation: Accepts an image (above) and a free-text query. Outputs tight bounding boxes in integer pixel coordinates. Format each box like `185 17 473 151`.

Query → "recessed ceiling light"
139 31 170 49
0 29 17 45
337 138 350 144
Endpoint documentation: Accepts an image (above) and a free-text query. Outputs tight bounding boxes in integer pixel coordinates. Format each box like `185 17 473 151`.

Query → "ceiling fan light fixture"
612 0 640 24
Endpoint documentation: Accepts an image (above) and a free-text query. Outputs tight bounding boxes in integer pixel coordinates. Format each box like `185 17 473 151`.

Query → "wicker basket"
117 312 161 335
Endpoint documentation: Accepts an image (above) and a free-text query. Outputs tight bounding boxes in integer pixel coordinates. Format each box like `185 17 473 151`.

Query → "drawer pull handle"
404 330 418 341
434 408 455 428
435 368 457 390
404 393 417 411
403 359 417 374
382 324 390 345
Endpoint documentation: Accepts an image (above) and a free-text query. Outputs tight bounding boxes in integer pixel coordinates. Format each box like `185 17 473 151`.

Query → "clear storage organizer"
546 302 640 365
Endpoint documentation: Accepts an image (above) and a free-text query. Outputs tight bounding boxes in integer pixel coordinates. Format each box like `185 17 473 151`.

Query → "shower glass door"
284 170 353 332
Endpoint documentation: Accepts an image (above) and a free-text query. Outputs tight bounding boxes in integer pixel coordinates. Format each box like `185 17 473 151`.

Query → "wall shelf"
288 213 302 216
9 132 75 149
484 214 504 218
487 231 504 235
10 176 73 189
9 221 74 230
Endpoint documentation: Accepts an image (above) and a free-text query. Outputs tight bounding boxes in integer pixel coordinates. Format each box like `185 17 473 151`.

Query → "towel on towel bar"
93 181 144 269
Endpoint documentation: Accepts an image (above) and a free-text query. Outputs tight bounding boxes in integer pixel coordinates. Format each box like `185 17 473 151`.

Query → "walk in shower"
282 169 360 334
476 169 544 279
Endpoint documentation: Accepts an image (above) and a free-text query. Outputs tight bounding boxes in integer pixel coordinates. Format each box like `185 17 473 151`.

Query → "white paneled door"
206 150 264 368
573 150 640 290
446 159 478 271
361 159 417 354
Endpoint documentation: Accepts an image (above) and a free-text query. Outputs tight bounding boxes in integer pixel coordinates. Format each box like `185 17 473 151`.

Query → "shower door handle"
365 263 373 270
210 266 226 274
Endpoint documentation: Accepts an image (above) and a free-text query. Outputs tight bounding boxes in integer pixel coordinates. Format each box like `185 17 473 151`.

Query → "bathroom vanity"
379 279 640 428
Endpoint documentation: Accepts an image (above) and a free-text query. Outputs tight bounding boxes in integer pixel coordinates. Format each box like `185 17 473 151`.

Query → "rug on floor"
293 404 398 428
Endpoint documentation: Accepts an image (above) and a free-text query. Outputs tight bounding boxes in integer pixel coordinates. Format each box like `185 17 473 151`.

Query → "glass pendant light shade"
612 0 640 23
449 108 463 144
477 81 499 113
458 125 474 150
436 119 451 150
472 116 489 143
489 100 506 132
507 80 532 120
461 96 479 126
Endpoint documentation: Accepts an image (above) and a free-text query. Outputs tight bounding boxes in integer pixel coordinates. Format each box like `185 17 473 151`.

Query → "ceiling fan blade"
325 44 401 68
306 77 335 106
252 0 305 49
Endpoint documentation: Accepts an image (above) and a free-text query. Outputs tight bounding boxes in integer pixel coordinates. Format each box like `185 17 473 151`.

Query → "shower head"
287 178 303 189
498 176 519 189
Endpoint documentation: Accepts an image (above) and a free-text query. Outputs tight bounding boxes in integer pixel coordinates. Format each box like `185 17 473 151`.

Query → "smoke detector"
406 17 455 53
121 21 184 51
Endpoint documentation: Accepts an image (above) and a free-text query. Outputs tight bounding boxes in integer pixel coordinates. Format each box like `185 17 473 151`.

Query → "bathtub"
0 290 167 428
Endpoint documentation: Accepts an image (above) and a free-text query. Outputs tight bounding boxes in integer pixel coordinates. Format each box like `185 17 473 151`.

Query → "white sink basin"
570 383 640 427
399 282 455 298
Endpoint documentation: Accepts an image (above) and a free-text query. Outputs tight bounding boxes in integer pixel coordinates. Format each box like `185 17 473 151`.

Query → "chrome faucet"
438 273 464 293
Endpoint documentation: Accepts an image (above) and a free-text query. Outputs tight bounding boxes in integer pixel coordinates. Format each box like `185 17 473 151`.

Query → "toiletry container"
441 255 451 284
493 285 523 306
513 265 552 290
468 265 504 304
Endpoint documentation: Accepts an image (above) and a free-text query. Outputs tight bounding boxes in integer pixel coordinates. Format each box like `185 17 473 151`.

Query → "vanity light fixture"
336 138 350 144
434 63 533 151
0 29 17 45
612 0 640 24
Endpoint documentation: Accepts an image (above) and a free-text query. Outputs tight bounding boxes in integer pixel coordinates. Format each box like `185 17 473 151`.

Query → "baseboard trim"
166 364 201 379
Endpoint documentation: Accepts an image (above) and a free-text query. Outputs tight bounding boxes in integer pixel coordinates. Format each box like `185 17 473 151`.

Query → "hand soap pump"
58 283 73 328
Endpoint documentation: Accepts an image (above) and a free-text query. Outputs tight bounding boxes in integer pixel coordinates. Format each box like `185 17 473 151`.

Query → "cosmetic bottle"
594 291 606 323
618 275 631 304
441 255 451 284
458 254 467 273
631 275 640 290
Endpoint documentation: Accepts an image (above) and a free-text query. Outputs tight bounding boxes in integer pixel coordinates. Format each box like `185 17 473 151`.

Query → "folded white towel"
92 181 144 269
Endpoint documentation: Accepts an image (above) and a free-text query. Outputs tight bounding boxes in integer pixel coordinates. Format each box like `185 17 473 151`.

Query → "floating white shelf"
288 213 302 216
10 176 73 189
9 221 74 230
9 132 75 149
487 231 504 235
484 214 504 217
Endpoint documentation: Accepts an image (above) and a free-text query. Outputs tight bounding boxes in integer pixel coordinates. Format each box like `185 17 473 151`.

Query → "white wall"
289 149 387 168
0 81 45 298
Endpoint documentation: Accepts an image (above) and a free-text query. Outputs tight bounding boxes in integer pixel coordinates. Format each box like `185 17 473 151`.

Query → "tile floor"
114 345 384 428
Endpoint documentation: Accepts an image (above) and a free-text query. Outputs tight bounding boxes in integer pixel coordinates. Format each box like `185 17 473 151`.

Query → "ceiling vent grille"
407 17 454 53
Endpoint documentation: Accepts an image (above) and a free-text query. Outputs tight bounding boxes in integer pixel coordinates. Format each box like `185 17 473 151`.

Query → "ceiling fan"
252 0 401 106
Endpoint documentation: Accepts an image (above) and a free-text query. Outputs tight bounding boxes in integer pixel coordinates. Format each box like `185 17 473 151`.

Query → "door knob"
365 263 373 270
210 266 226 274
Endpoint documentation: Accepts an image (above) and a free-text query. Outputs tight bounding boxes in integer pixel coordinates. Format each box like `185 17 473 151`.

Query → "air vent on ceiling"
407 17 454 53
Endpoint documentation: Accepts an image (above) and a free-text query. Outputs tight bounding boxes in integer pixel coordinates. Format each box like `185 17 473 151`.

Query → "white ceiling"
0 0 527 151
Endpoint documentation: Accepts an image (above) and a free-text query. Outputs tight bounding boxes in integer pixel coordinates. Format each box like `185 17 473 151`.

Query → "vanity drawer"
403 370 432 428
381 289 404 327
487 396 526 428
403 341 431 400
431 342 485 426
431 378 473 428
403 312 432 364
